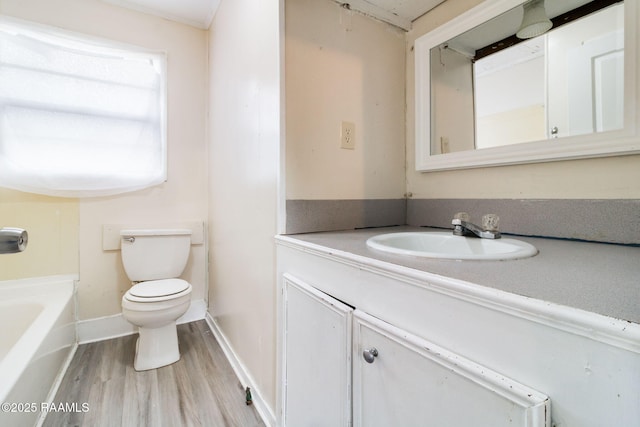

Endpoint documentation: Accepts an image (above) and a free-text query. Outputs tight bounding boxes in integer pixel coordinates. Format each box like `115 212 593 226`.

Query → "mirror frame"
415 0 640 171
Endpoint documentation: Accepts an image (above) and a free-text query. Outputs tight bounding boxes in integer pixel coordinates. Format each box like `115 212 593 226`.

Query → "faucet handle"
482 214 500 231
453 212 470 222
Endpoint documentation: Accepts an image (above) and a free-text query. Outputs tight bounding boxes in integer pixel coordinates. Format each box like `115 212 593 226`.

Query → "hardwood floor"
43 320 266 427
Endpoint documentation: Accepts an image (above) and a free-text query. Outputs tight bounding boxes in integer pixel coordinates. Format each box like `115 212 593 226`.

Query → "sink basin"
366 231 538 261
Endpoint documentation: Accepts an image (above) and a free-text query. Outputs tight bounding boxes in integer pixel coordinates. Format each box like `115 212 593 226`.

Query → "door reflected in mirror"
430 1 624 155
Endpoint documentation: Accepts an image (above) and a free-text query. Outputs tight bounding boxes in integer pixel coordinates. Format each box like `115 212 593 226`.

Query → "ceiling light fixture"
516 0 553 39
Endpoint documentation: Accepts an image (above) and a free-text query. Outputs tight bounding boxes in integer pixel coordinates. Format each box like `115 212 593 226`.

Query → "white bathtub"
0 275 76 427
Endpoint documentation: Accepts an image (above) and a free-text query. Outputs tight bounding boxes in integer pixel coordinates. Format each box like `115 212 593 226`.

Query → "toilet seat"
125 279 191 303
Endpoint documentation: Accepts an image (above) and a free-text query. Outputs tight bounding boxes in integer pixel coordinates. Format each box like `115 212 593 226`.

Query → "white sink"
366 231 538 261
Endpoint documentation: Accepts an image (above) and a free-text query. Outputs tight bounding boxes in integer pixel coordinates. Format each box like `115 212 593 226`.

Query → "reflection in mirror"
431 0 624 155
414 0 640 172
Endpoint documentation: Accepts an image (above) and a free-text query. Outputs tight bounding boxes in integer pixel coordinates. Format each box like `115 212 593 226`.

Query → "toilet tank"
120 229 192 282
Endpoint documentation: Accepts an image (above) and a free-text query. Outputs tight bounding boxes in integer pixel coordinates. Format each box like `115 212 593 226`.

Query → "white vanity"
276 227 640 426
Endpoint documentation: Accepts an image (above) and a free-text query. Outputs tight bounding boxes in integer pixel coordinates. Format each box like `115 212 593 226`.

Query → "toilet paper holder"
0 227 28 254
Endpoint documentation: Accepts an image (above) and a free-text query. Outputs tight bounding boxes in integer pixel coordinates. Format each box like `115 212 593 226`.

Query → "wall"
430 46 475 154
475 55 546 149
406 0 640 201
285 0 407 233
0 0 209 321
284 0 638 241
207 0 281 420
0 189 78 280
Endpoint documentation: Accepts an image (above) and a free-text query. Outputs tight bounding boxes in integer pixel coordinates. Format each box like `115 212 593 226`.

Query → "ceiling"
101 0 603 33
339 0 446 30
100 0 445 31
100 0 220 29
358 0 600 31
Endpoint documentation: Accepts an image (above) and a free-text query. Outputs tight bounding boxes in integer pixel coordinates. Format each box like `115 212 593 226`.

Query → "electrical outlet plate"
341 121 355 149
440 136 450 154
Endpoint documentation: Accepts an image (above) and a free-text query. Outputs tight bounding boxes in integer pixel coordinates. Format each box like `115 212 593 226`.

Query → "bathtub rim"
0 274 77 404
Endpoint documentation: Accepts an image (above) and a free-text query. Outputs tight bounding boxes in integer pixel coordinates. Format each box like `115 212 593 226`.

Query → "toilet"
120 228 193 371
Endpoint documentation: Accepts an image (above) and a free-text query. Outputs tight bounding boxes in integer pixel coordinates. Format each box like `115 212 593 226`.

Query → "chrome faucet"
451 213 501 239
0 227 28 254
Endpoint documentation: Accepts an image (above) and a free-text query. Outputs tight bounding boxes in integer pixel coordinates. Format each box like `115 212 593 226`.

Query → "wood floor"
43 320 266 427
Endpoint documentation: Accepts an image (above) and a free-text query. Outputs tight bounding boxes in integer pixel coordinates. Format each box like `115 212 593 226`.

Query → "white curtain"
0 17 167 197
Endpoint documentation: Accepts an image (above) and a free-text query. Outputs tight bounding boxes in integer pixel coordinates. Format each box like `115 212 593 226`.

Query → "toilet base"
134 322 180 371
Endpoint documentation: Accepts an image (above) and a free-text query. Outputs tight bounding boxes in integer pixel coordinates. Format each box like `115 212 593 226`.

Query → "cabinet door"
547 4 624 138
282 274 353 427
353 310 549 427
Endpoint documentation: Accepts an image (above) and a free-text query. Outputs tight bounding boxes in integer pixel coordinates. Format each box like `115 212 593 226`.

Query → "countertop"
278 226 640 324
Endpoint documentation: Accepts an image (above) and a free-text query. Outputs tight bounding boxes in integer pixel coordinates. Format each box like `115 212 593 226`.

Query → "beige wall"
430 46 475 154
0 189 79 280
0 0 209 320
286 0 406 200
407 0 640 199
208 0 281 415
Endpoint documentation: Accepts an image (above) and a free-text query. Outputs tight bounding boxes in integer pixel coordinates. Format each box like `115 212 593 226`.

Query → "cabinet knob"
363 347 379 364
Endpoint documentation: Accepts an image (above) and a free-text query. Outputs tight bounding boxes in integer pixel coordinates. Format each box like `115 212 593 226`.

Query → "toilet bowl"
120 229 193 371
122 279 192 371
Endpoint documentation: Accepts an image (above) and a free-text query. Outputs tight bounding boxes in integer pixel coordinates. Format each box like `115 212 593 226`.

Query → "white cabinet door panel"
547 5 624 138
353 310 550 427
282 274 353 426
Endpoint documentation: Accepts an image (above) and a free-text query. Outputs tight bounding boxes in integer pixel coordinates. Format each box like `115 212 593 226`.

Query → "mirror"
415 0 640 171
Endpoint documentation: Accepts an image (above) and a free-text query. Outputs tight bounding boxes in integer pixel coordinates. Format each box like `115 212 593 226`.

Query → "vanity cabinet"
281 276 352 426
352 310 548 427
276 234 640 427
281 274 548 427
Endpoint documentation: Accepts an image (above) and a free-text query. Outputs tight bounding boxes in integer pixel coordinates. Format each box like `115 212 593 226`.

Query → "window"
0 17 166 197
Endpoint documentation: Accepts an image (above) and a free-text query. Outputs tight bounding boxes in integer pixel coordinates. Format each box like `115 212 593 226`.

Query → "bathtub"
0 275 76 427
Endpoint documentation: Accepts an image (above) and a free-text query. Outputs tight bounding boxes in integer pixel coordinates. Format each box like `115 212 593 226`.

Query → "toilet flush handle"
122 236 135 243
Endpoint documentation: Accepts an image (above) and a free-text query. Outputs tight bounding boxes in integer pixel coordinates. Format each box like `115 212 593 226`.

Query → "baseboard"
205 312 276 427
77 299 207 344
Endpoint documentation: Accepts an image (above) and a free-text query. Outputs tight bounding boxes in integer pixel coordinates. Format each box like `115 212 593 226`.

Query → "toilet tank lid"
120 228 192 236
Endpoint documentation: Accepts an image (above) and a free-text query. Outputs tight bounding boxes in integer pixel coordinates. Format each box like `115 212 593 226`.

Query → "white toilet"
120 228 193 371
